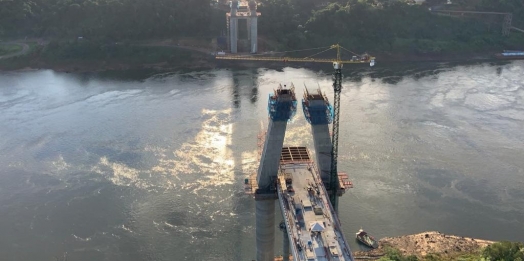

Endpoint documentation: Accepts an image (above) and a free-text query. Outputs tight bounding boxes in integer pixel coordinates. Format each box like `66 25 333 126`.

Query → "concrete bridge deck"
276 147 354 261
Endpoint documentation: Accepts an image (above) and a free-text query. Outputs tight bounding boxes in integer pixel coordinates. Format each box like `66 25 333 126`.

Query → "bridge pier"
227 0 260 53
256 85 296 261
302 88 334 187
256 200 276 261
282 227 290 261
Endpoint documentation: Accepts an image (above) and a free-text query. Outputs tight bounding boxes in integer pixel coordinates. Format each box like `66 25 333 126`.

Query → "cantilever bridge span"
248 85 354 261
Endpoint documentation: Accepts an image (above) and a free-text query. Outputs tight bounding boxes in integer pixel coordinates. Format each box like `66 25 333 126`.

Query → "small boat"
495 50 524 60
356 228 379 248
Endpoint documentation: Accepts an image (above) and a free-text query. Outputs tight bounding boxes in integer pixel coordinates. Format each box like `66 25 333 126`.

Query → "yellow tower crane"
216 44 375 65
216 44 375 211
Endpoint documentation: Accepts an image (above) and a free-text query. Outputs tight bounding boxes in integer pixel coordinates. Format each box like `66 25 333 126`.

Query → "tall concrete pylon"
229 0 239 53
302 88 334 185
227 0 260 53
256 85 296 261
249 0 258 53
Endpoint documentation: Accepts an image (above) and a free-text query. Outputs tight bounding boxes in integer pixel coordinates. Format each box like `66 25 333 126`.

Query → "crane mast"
329 62 343 210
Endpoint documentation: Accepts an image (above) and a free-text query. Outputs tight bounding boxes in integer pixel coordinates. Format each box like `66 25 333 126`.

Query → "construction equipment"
216 44 375 211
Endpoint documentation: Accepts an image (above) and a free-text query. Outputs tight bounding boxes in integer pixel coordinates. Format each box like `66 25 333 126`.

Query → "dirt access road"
0 42 30 59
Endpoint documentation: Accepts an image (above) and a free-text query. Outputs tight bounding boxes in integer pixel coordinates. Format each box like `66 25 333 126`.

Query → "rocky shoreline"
353 231 494 260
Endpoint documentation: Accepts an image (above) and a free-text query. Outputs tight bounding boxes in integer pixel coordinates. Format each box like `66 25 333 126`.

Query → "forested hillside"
258 0 524 52
443 0 524 27
0 0 223 39
0 0 522 56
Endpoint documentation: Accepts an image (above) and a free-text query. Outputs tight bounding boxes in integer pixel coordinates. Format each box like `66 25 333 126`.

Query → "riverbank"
0 40 216 73
353 231 494 260
0 41 522 73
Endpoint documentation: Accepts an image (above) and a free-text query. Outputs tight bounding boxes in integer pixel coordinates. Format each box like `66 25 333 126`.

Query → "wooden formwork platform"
273 255 293 261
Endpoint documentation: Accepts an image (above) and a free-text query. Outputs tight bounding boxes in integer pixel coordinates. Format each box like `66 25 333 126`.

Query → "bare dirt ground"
353 231 494 260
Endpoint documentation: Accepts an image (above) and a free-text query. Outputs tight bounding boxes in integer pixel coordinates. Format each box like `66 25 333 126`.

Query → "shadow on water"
94 69 160 81
85 59 515 87
231 69 259 108
228 68 261 260
353 59 514 84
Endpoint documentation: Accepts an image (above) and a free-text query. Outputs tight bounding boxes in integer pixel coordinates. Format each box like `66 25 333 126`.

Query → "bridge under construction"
246 85 354 261
216 23 375 259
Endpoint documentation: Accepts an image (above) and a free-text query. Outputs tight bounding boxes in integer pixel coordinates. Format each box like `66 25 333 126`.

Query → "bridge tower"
255 85 296 261
302 88 334 186
227 0 261 53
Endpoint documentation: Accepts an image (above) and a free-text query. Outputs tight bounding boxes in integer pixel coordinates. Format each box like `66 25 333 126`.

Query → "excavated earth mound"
353 231 494 260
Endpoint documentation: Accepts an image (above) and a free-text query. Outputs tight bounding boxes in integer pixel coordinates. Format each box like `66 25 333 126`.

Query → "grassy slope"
0 44 23 56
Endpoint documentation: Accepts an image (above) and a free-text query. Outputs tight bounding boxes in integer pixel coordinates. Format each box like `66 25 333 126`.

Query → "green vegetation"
0 0 221 69
378 248 420 261
41 41 190 64
0 41 205 71
375 241 524 261
375 247 480 261
0 0 523 69
258 0 524 53
0 0 222 40
0 44 23 56
483 241 524 261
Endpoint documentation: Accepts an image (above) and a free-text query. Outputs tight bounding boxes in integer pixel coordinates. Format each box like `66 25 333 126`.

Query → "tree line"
257 0 524 53
0 0 522 54
377 241 524 261
0 0 223 39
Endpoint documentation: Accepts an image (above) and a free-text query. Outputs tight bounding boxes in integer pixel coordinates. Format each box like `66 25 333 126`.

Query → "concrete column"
256 200 275 261
230 17 238 53
256 120 287 190
283 229 290 261
247 18 251 41
229 0 238 53
256 88 295 261
312 124 333 185
304 96 333 185
250 16 258 53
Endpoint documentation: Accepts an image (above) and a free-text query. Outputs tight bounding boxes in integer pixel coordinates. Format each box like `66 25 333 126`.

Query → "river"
1 61 523 261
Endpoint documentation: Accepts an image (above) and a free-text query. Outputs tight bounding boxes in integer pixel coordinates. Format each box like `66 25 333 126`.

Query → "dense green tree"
378 248 419 261
483 241 524 261
0 0 222 39
300 0 523 53
0 0 522 54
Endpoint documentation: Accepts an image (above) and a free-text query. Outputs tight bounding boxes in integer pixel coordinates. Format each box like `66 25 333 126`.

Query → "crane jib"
214 44 376 67
215 56 376 66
